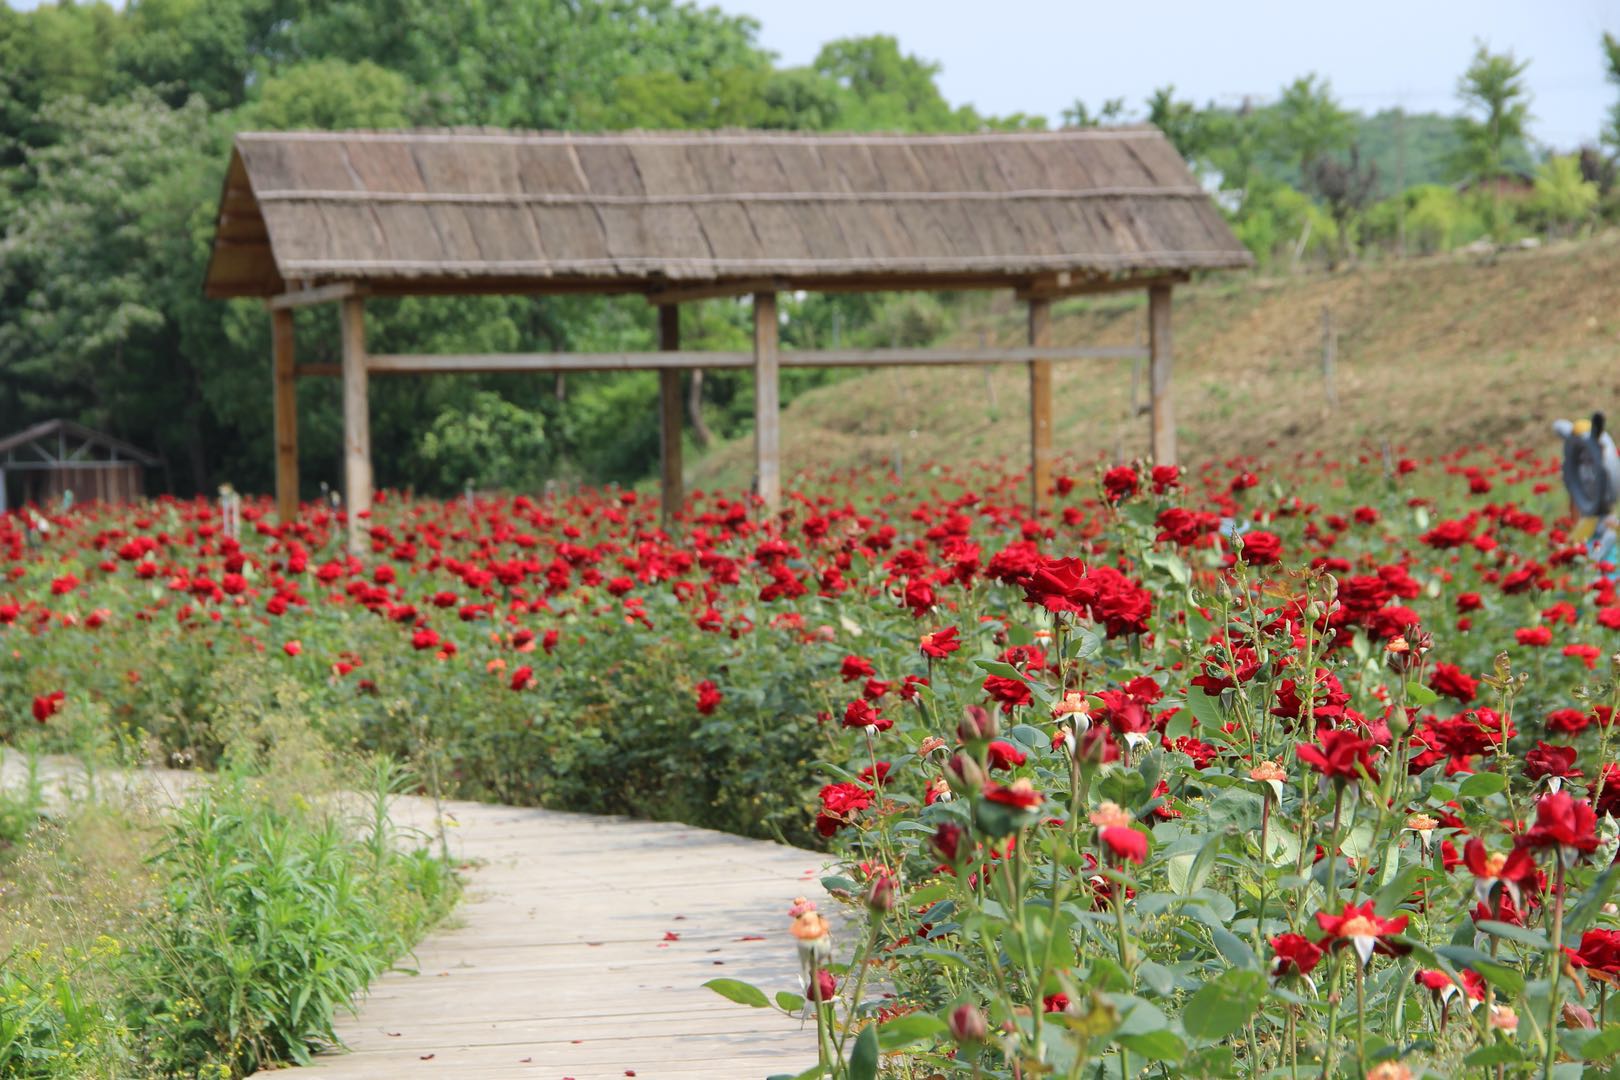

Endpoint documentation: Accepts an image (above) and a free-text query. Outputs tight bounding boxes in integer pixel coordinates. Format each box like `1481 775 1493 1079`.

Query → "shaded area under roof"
205 127 1252 299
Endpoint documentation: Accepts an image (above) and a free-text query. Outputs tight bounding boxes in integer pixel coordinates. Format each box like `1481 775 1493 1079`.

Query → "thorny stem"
1544 858 1568 1080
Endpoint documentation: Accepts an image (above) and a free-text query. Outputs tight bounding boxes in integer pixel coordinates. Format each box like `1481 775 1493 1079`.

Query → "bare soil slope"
689 234 1620 488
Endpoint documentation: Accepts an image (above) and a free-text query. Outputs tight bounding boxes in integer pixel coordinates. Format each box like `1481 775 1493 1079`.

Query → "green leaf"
775 991 805 1012
1463 1042 1523 1067
1476 920 1552 951
1458 772 1508 798
1181 969 1267 1042
1211 927 1258 971
1577 1023 1620 1060
1404 680 1439 707
1567 860 1620 936
848 1024 878 1080
1119 1029 1187 1062
877 1013 947 1050
704 978 770 1008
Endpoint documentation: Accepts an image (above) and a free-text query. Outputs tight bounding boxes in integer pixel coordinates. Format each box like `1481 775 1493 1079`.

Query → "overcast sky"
725 0 1619 149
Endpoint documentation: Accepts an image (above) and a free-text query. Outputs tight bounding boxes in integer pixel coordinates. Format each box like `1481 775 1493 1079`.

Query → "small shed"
203 127 1252 551
0 419 162 512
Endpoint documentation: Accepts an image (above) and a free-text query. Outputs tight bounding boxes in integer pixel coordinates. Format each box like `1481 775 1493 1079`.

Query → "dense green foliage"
2 2 1619 498
0 756 459 1078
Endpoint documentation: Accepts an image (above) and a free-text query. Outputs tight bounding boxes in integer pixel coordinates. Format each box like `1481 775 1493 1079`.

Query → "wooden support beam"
753 292 780 513
1027 298 1053 516
360 345 1142 376
270 307 299 523
1016 271 1190 302
268 281 364 311
1149 284 1176 467
783 345 1144 366
366 351 749 374
645 277 784 306
339 295 372 556
657 305 683 529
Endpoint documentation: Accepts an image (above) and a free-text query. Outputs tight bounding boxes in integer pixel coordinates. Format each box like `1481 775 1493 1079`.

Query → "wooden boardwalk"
0 756 830 1078
292 796 830 1079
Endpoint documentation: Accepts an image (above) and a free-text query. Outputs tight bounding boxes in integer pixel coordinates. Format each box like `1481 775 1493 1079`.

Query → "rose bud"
947 750 987 795
957 704 999 743
948 1003 988 1044
865 870 897 914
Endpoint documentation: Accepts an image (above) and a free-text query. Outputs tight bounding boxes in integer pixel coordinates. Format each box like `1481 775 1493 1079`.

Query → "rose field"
7 444 1620 1079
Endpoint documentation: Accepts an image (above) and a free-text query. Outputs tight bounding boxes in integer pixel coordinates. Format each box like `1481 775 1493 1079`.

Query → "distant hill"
687 234 1620 488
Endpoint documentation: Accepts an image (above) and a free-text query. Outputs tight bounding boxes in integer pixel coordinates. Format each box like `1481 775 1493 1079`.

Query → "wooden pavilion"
202 128 1250 553
0 419 161 512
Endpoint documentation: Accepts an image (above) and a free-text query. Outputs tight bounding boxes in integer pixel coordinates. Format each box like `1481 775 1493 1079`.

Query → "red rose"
1270 933 1323 978
1296 729 1380 785
282 639 302 657
1236 531 1282 566
920 626 961 658
985 740 1028 771
1100 825 1147 864
1524 792 1600 858
694 680 723 715
32 691 65 724
1515 626 1553 647
1524 742 1581 783
510 665 536 691
1102 466 1139 502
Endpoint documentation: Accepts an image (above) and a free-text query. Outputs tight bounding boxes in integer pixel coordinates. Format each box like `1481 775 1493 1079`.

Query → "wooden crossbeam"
349 345 1145 376
366 351 751 374
1016 271 1189 301
267 282 365 311
644 277 785 306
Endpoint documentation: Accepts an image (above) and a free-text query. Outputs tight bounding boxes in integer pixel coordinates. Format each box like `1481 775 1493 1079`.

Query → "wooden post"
1149 284 1177 466
752 291 780 512
1027 297 1052 516
1320 304 1339 409
657 305 683 529
271 307 298 523
339 294 372 556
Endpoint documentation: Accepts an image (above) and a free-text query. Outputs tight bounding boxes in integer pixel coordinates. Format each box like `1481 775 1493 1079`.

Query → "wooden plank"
1015 269 1189 301
270 308 298 523
1150 283 1177 466
784 345 1143 366
643 276 784 305
1028 297 1053 515
753 292 780 512
362 346 1141 376
269 796 824 1077
657 305 683 529
339 296 371 556
366 351 750 374
267 281 364 310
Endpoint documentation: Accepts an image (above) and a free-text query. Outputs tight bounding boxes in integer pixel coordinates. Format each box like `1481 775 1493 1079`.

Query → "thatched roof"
205 128 1251 299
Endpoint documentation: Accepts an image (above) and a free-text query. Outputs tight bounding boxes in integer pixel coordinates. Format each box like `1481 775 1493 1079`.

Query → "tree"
1145 85 1210 163
1269 74 1352 175
1062 97 1127 128
1305 144 1379 265
1451 43 1532 185
0 91 227 489
240 59 414 130
1532 154 1598 234
1603 32 1620 154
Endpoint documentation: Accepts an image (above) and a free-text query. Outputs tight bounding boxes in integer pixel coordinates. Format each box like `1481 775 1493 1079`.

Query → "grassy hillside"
688 234 1620 489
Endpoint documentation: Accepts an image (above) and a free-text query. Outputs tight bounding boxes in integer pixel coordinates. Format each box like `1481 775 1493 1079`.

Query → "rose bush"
5 444 1620 1076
